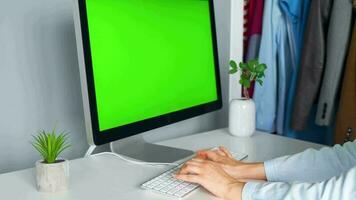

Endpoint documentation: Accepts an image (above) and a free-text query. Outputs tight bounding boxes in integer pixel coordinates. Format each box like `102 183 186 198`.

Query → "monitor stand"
85 136 194 163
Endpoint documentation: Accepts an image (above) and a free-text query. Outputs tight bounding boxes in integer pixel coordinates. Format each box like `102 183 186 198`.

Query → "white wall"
229 0 243 100
0 0 243 173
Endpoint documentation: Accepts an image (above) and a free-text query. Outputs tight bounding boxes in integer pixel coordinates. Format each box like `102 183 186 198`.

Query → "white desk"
0 129 324 200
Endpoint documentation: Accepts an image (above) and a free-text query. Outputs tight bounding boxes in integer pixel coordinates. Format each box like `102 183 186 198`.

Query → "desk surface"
0 129 324 200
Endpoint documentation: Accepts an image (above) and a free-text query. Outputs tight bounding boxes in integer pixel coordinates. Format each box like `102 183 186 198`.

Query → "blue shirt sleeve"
243 166 356 200
264 140 356 182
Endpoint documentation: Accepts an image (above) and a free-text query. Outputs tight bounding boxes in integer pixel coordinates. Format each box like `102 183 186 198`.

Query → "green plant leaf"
229 60 238 74
256 64 267 73
241 73 249 80
229 60 237 69
229 68 238 74
239 62 248 70
247 62 255 72
232 59 267 90
247 59 258 69
256 79 263 86
31 129 71 164
241 79 251 88
239 79 244 85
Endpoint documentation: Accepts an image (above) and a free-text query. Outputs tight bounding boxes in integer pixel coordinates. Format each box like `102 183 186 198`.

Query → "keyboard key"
160 186 171 193
175 189 190 197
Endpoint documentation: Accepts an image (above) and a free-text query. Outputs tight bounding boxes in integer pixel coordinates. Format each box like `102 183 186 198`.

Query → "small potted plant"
229 59 266 137
32 129 71 193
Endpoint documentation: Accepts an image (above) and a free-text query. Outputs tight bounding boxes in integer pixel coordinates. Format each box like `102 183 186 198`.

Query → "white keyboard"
141 151 248 199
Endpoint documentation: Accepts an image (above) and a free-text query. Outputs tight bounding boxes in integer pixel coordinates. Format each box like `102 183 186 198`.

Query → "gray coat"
315 0 353 126
291 0 334 131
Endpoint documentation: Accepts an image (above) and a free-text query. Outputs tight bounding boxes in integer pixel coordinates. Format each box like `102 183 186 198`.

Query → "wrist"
234 162 266 181
225 182 245 200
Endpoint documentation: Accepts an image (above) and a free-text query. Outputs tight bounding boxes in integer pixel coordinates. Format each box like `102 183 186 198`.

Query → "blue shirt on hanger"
279 0 311 135
254 0 292 133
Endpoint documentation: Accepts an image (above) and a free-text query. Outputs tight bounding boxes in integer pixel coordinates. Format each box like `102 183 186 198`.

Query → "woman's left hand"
175 158 245 200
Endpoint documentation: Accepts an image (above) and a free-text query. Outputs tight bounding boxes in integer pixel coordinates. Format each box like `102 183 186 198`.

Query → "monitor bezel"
76 0 222 145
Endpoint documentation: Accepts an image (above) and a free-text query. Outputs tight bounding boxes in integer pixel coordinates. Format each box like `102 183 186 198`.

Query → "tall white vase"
36 159 69 193
229 98 256 137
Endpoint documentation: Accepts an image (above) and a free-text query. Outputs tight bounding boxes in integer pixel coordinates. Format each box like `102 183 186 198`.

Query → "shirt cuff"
242 182 261 200
264 159 279 182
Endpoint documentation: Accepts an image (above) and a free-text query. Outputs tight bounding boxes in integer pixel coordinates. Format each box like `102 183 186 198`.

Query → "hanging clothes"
291 0 334 131
315 0 353 126
242 0 250 99
254 0 292 133
279 0 311 135
279 0 311 66
335 19 356 144
245 0 265 61
243 0 265 98
243 0 250 52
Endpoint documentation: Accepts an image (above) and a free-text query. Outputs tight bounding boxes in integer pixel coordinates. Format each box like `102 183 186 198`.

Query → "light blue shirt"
280 0 310 62
243 141 356 200
280 0 310 135
254 0 292 133
279 0 310 107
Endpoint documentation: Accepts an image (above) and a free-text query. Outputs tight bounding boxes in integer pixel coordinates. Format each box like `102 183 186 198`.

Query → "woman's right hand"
196 146 266 181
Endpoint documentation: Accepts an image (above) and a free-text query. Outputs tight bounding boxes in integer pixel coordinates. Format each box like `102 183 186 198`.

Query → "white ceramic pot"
36 159 69 193
229 98 256 137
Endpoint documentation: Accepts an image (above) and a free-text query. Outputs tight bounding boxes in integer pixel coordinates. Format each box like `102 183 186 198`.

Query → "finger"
182 159 205 167
178 164 202 175
180 158 205 170
216 147 229 157
175 174 202 184
219 146 233 158
196 150 210 159
178 161 199 174
195 153 205 159
204 151 222 162
213 149 226 157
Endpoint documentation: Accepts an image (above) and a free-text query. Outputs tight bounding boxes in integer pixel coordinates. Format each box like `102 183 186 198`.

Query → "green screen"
86 0 218 131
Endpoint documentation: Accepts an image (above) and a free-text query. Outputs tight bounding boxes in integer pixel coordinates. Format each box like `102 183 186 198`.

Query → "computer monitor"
73 0 221 162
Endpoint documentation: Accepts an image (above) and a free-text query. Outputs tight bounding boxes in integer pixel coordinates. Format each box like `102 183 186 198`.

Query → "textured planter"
36 159 69 193
229 98 256 137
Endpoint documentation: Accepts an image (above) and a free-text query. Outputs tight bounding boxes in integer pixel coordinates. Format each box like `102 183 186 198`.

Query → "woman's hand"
195 147 246 180
196 146 241 166
196 147 267 181
175 158 244 200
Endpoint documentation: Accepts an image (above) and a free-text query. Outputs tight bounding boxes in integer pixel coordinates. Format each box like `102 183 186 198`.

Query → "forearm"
227 162 267 181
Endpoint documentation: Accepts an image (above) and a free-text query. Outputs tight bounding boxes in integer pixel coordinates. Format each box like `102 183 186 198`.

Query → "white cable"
85 145 96 157
90 152 180 166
